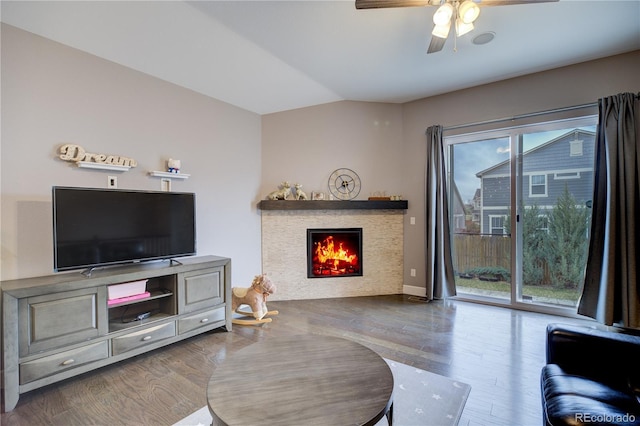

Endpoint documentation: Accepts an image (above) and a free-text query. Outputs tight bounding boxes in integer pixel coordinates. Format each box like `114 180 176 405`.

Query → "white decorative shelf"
149 171 190 179
76 161 132 172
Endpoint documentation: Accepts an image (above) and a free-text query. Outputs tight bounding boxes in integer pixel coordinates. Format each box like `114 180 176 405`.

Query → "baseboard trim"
403 285 426 297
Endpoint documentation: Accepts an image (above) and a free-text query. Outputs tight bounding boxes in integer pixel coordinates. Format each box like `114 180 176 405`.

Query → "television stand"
1 255 232 412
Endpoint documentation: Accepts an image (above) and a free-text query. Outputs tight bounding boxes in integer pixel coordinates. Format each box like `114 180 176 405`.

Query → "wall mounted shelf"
76 162 132 172
149 171 190 179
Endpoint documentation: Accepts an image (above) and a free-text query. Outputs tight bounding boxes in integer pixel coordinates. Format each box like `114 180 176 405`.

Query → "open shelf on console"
108 312 175 333
107 290 173 309
107 275 177 333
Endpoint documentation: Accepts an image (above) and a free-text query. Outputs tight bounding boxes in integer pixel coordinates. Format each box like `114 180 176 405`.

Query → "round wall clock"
328 168 361 200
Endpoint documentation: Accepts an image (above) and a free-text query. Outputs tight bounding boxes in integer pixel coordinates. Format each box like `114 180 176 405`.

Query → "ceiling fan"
355 0 559 54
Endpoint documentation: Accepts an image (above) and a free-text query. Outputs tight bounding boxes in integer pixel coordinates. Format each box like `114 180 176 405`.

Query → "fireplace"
307 228 362 278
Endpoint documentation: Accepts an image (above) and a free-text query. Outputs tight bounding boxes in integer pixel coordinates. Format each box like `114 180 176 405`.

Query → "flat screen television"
53 186 196 272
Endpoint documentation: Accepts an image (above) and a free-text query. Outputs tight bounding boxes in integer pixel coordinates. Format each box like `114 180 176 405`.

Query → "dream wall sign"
58 144 137 170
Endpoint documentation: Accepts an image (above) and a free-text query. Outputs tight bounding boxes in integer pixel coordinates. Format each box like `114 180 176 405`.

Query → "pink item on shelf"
108 291 151 306
108 279 148 299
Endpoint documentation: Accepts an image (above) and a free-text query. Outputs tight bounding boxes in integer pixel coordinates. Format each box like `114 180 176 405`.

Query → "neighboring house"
471 188 481 224
475 129 596 235
451 182 467 232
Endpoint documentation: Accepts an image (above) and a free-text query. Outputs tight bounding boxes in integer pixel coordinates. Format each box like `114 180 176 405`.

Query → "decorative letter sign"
59 144 137 170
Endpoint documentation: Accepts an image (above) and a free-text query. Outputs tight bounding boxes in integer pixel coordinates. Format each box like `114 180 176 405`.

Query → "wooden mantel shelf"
258 200 408 210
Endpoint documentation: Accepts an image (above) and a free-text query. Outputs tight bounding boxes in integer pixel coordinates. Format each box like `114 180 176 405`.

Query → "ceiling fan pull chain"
454 19 458 52
453 3 459 52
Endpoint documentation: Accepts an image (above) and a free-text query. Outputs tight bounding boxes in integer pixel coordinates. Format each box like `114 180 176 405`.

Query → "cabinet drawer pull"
142 336 152 341
61 359 75 366
200 318 209 323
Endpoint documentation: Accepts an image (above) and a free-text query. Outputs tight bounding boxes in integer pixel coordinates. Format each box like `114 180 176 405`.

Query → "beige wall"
260 101 405 201
0 24 263 284
262 50 640 295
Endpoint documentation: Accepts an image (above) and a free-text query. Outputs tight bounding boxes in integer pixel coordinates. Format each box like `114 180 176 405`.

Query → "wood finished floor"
1 295 594 426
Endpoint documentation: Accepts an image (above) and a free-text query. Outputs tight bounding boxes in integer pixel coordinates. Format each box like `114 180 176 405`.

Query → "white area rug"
174 358 470 426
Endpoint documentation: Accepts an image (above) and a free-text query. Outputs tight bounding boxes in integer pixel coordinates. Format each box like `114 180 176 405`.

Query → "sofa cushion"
542 364 640 426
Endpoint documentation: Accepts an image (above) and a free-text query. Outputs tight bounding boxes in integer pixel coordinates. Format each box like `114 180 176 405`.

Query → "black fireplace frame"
307 227 363 279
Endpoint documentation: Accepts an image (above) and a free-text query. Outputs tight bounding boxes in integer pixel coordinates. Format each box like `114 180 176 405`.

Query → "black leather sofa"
541 323 640 425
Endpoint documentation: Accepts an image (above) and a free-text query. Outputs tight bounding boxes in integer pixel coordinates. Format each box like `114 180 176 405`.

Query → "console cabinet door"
178 267 224 314
19 287 108 356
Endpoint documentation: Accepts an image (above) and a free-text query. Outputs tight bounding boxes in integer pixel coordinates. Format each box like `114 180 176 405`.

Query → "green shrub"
465 266 511 282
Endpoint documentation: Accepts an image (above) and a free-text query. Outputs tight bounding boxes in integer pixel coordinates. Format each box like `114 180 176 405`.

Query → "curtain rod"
443 102 597 132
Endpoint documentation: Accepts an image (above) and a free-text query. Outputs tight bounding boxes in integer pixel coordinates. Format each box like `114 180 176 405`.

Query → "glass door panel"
518 126 596 307
450 136 511 302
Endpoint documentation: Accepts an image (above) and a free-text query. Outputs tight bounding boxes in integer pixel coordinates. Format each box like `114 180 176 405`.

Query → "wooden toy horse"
231 274 278 325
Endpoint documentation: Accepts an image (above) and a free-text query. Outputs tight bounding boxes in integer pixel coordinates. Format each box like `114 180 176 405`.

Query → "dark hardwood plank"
1 295 593 425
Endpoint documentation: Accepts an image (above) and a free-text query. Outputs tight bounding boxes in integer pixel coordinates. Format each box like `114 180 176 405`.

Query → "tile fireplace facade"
261 208 404 300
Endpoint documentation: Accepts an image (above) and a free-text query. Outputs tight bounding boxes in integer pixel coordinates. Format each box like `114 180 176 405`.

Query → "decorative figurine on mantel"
294 183 308 200
267 181 292 200
167 158 181 173
231 274 278 325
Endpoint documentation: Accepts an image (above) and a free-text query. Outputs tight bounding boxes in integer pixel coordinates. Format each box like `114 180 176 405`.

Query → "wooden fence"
453 234 510 273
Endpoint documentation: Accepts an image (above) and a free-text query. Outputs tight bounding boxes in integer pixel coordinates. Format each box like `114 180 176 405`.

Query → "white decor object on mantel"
58 143 137 171
149 171 190 179
266 181 292 200
294 183 308 200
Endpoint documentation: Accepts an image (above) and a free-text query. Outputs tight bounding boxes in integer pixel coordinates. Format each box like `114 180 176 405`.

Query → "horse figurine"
231 274 278 325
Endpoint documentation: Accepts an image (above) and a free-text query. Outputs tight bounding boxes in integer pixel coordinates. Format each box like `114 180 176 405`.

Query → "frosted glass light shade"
433 3 454 26
458 1 480 24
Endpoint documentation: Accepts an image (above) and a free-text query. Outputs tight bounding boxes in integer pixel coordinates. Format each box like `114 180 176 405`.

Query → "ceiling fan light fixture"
432 21 451 39
458 0 480 24
433 3 454 26
455 20 474 37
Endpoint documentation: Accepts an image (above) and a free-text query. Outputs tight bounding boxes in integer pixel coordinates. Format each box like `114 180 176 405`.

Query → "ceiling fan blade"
355 0 434 10
427 36 447 54
477 0 558 6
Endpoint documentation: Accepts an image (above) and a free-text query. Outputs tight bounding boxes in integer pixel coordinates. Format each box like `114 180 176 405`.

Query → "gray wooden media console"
1 255 232 412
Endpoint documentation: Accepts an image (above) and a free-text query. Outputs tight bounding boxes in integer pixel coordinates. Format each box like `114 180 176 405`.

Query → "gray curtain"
425 125 456 299
577 92 640 328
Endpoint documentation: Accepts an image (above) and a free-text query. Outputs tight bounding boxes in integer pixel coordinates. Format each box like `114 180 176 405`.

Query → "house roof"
1 1 639 115
475 129 596 178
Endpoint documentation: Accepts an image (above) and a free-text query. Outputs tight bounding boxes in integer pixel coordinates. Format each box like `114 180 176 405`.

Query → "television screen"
53 187 196 272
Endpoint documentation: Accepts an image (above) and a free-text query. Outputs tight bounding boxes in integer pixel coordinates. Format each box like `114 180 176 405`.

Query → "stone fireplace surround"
259 200 407 301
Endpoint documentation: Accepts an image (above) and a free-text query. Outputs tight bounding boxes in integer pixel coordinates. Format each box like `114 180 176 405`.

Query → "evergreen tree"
544 185 591 289
505 204 548 286
522 204 549 286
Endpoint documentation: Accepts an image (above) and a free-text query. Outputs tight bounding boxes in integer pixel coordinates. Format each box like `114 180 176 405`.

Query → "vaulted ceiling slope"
2 1 639 115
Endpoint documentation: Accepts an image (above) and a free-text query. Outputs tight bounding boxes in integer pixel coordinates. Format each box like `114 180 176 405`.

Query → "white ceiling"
2 0 639 115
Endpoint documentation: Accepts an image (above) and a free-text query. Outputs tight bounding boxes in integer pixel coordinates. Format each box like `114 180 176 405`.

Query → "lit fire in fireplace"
315 236 358 268
309 229 362 278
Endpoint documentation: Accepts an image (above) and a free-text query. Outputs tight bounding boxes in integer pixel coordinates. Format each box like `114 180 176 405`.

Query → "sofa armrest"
546 323 640 387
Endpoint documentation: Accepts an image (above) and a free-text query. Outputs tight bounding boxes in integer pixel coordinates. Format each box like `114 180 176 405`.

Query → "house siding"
478 130 596 234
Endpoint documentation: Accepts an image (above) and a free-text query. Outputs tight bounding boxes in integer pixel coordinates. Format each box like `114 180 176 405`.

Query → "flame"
314 236 358 270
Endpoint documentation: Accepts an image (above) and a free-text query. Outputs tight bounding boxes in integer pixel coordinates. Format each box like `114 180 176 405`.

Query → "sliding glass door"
446 116 597 312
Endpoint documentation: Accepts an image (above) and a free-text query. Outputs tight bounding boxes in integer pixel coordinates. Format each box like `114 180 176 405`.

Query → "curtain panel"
577 92 640 328
425 125 456 299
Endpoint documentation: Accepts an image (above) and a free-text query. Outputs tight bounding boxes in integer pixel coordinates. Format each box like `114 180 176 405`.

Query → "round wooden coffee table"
207 334 394 425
